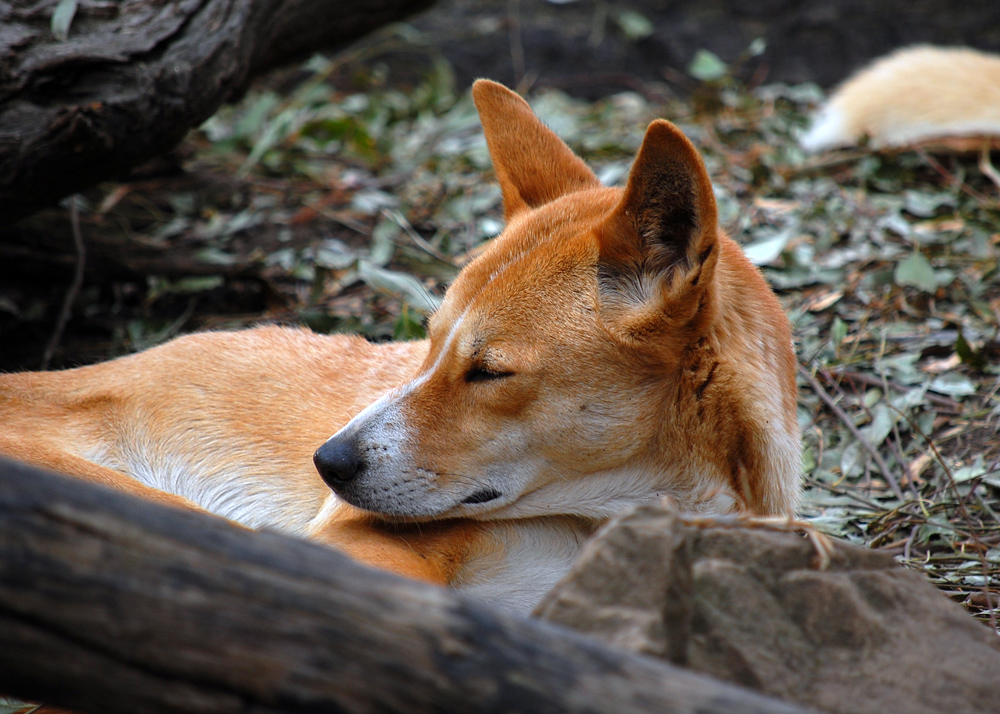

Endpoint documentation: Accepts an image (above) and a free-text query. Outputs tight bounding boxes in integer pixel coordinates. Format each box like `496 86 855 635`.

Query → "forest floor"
3 30 998 631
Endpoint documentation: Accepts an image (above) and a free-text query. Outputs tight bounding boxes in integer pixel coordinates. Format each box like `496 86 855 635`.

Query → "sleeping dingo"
0 80 800 613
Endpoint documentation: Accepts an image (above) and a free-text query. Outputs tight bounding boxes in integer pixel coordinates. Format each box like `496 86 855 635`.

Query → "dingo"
801 45 1000 152
0 80 800 613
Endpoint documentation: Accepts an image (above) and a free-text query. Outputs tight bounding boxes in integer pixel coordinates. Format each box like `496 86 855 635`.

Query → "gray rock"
536 502 1000 714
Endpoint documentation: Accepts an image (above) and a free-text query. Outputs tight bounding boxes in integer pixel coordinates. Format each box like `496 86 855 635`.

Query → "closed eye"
465 365 514 383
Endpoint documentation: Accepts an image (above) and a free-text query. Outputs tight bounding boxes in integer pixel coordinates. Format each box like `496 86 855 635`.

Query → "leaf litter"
17 38 1000 632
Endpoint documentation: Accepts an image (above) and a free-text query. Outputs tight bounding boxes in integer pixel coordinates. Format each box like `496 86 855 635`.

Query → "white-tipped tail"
799 106 851 152
800 45 1000 153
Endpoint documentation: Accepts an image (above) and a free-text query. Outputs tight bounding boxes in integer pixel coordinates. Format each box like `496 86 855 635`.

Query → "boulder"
536 502 1000 714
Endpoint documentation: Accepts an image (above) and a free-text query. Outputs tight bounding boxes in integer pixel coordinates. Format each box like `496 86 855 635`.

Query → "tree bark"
0 0 434 223
0 457 819 714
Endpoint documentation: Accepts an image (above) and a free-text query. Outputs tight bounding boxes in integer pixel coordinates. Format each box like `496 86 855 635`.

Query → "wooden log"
0 0 434 222
0 457 819 714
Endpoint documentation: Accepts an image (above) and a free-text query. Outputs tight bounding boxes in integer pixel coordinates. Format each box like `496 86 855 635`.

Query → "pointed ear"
472 79 599 221
598 120 720 338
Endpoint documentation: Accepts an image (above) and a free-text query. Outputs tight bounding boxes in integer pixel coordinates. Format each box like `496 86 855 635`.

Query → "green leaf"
612 9 655 41
830 316 848 349
955 331 987 370
801 444 816 473
688 50 728 81
840 441 865 478
914 515 957 545
393 305 427 340
894 250 938 293
50 0 78 41
0 698 39 714
953 456 987 483
314 239 357 271
369 217 401 267
928 373 977 398
357 261 441 313
193 248 238 266
743 223 796 266
859 403 894 448
146 276 223 302
888 385 928 413
903 190 955 218
230 91 281 142
746 37 766 58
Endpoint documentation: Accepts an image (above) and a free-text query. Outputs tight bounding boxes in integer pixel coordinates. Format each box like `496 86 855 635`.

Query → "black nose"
313 437 363 489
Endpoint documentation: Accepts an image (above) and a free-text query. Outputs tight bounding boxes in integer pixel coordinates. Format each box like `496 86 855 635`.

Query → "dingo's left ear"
598 120 720 341
472 79 599 221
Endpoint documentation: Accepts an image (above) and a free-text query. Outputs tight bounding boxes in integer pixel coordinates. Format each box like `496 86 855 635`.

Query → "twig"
824 367 962 411
382 209 454 264
978 141 1000 192
903 524 918 562
915 148 992 206
799 362 906 501
304 202 370 234
888 405 999 632
41 197 86 369
875 333 921 502
507 0 524 88
802 474 885 512
679 512 835 570
814 363 918 501
778 150 870 180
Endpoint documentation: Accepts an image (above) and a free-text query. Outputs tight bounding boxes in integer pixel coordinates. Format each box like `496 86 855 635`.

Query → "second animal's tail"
800 45 1000 153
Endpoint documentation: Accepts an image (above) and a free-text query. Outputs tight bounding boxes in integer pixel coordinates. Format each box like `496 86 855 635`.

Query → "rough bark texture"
537 503 1000 714
0 0 434 222
1 206 260 280
0 457 820 714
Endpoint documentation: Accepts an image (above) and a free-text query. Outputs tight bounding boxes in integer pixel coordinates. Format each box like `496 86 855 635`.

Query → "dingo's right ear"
598 120 720 343
472 79 599 221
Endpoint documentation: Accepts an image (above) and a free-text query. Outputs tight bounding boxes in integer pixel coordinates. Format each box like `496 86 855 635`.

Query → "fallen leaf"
806 290 844 312
894 250 938 292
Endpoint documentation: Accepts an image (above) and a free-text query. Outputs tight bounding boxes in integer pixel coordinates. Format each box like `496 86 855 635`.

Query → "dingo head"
314 80 799 522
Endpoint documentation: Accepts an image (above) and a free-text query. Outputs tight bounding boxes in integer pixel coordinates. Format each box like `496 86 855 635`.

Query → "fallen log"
0 0 434 222
0 457 818 714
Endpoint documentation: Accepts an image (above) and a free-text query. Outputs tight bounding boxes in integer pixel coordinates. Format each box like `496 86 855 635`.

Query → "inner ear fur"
597 120 720 339
472 79 599 221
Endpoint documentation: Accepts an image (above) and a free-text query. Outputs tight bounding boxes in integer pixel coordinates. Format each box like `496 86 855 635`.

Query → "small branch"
382 209 453 264
41 197 86 369
799 362 906 501
823 367 962 412
915 148 992 206
507 0 525 88
888 407 999 633
778 150 869 180
978 141 1000 192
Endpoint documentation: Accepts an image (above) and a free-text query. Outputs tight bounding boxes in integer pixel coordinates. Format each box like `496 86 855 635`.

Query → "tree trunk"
0 457 819 714
0 0 434 223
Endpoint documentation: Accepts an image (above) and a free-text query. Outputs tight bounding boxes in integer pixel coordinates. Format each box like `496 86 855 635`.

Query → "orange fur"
0 80 800 613
801 45 1000 152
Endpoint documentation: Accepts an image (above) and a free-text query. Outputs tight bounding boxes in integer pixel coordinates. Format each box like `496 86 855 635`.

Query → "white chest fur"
453 518 596 615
